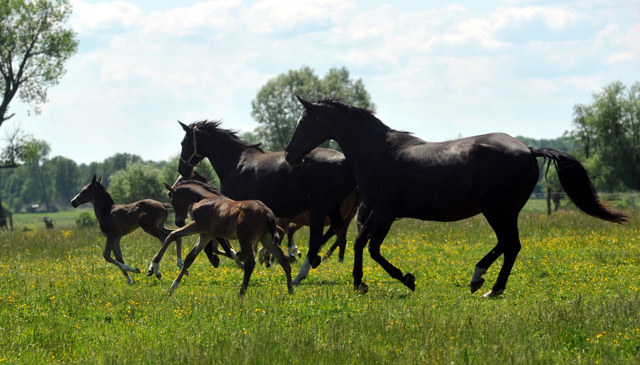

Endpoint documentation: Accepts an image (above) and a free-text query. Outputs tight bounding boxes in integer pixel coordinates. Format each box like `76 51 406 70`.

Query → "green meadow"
1 207 639 363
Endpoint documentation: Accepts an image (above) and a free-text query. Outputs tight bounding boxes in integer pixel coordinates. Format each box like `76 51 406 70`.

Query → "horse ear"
178 120 190 132
97 177 103 185
296 95 314 110
91 175 97 184
163 182 176 194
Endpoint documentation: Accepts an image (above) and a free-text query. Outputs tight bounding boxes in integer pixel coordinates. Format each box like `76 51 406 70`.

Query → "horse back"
365 133 538 220
224 148 355 217
109 199 168 235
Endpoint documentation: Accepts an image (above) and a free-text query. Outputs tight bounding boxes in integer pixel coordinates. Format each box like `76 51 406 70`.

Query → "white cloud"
15 0 640 164
71 0 143 33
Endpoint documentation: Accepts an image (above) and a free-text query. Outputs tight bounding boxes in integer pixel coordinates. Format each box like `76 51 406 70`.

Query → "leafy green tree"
0 0 78 126
108 162 166 203
0 0 77 226
46 155 78 205
19 134 52 211
251 66 375 150
568 81 640 191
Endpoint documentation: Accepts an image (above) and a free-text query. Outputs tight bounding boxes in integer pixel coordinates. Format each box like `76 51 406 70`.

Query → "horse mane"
190 120 264 152
316 98 412 135
174 175 221 196
96 182 116 206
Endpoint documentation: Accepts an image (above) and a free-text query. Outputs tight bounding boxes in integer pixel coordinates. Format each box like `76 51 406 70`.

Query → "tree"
108 162 166 203
46 155 78 205
0 0 78 126
20 134 52 211
568 81 640 191
0 0 78 226
251 66 375 150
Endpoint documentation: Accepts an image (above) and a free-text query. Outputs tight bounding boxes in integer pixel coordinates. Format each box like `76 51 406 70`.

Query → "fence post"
546 187 551 215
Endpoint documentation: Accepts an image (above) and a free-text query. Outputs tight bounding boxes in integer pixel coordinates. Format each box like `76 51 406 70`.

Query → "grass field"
1 206 639 363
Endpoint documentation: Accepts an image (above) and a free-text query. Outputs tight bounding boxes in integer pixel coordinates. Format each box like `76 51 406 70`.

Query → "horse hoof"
146 269 153 277
208 255 220 268
311 255 321 269
354 282 368 293
155 273 162 280
134 268 141 274
402 273 416 291
483 289 504 298
288 254 297 263
470 278 485 294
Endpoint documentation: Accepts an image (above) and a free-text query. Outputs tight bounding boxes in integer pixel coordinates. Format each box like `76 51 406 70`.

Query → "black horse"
176 120 357 284
284 97 627 297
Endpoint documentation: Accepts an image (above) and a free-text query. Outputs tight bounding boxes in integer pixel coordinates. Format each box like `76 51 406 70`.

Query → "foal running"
70 175 182 284
151 181 294 296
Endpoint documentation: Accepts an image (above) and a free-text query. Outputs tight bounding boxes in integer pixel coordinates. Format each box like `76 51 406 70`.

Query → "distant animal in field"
44 217 54 229
154 177 293 296
285 97 627 297
70 175 182 284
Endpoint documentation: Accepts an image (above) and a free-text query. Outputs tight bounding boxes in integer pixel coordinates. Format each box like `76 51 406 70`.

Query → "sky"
6 0 640 165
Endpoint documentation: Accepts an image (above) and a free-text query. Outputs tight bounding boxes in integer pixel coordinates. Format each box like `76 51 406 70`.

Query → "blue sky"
7 0 640 164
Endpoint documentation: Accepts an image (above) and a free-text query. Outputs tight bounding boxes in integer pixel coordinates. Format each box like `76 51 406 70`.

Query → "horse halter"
180 126 203 167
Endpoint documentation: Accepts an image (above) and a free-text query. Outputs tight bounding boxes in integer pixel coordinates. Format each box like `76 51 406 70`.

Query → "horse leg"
286 225 301 262
323 216 351 263
238 239 256 297
148 221 199 279
203 239 220 268
145 225 184 270
260 232 293 294
292 213 325 285
366 213 415 291
104 236 139 284
480 215 521 298
215 237 243 269
353 208 374 292
168 234 210 295
470 243 505 294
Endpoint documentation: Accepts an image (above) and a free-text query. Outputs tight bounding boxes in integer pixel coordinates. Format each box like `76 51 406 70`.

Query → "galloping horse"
155 179 293 296
285 97 627 297
70 175 183 284
146 172 242 278
176 120 358 284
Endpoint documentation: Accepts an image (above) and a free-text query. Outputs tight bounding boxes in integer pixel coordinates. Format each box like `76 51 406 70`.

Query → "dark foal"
285 97 627 297
70 175 182 284
152 180 293 296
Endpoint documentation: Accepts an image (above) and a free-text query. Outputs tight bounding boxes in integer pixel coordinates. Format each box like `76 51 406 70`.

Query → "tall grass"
1 211 638 363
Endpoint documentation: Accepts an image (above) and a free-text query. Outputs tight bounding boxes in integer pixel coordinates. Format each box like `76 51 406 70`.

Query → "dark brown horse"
285 97 627 297
176 120 358 285
154 179 293 296
70 175 182 284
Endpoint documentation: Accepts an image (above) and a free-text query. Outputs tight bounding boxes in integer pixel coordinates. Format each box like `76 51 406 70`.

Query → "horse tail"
266 212 280 245
531 147 628 223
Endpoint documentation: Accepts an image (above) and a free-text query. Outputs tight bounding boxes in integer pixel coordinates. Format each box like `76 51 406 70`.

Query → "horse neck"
180 185 217 204
92 188 115 222
198 133 247 182
328 110 390 168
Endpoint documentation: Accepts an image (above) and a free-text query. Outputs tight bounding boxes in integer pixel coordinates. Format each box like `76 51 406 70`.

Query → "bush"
75 211 97 228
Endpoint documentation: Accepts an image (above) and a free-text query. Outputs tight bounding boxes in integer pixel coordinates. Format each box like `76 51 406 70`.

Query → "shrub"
75 211 97 228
